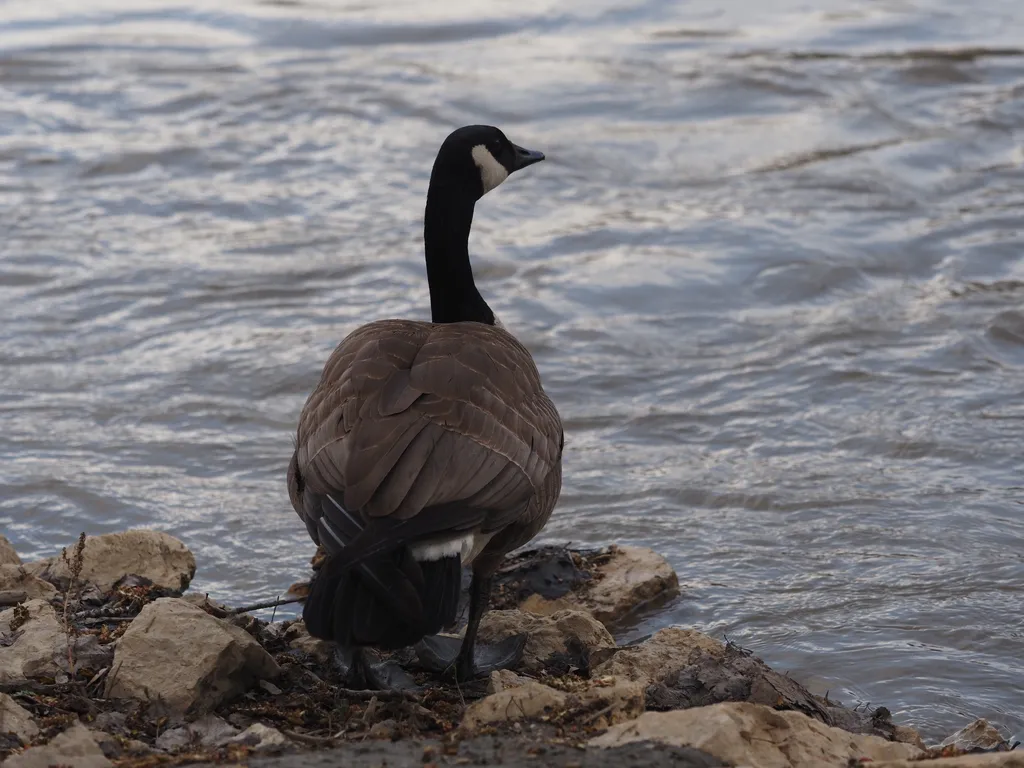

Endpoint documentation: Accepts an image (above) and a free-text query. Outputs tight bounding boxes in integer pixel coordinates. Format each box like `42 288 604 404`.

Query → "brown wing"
289 319 562 559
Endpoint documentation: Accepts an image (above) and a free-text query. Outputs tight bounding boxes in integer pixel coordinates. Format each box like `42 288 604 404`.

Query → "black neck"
423 179 495 325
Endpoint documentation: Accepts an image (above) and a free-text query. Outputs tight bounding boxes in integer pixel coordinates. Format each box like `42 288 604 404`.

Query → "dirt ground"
193 736 727 768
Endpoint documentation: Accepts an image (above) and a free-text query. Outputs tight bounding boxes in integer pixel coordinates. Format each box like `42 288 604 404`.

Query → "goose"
286 125 563 688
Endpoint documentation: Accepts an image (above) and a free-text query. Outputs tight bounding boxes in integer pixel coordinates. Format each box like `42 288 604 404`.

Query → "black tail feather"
302 490 466 650
304 546 464 650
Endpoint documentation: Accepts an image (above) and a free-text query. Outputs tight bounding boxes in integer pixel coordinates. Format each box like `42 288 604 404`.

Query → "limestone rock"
228 723 288 751
462 675 645 733
0 536 20 566
0 599 66 683
940 719 1013 752
367 719 398 739
893 724 927 750
461 681 569 732
0 565 56 601
645 642 834 726
30 530 195 593
0 693 39 742
181 592 231 618
577 545 680 624
478 609 614 673
5 723 112 768
283 620 332 663
593 627 724 684
104 597 280 718
576 677 646 727
589 702 922 767
875 755 1024 767
515 545 679 626
487 669 531 695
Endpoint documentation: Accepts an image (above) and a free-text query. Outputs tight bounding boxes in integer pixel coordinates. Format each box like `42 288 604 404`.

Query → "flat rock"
589 702 922 767
5 723 112 768
0 693 39 742
487 669 532 694
478 609 614 673
592 627 724 684
105 597 280 718
876 755 1024 768
510 545 679 627
0 565 56 601
576 676 646 727
940 719 1014 752
645 642 833 727
461 681 569 732
0 599 67 683
0 536 20 567
29 530 196 593
462 674 645 734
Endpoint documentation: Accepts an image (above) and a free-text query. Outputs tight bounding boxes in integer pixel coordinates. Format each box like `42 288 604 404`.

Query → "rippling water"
2 0 1022 742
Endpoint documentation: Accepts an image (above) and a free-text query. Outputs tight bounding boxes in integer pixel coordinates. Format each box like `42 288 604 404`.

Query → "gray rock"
155 714 239 751
92 711 128 735
71 633 114 673
5 723 112 768
105 597 280 719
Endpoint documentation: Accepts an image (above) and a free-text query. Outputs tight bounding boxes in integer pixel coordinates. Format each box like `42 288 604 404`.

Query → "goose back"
288 318 563 569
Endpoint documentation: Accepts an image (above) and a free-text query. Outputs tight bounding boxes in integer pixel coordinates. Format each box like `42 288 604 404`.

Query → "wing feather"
291 319 562 557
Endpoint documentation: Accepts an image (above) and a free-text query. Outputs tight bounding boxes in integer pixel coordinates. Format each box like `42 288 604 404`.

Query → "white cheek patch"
471 144 509 194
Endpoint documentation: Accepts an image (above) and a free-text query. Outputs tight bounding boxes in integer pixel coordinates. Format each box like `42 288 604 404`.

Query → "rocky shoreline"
0 530 1018 767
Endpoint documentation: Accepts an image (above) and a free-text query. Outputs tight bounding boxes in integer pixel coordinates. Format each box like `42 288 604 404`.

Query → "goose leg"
414 571 527 680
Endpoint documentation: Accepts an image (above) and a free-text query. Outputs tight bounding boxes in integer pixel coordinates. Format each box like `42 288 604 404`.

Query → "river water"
1 0 1022 743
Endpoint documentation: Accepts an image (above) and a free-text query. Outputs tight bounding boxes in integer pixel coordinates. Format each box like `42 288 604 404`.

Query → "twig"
73 605 133 620
228 596 303 615
0 681 85 695
579 704 615 726
282 729 336 747
0 591 28 607
336 688 418 702
79 616 135 626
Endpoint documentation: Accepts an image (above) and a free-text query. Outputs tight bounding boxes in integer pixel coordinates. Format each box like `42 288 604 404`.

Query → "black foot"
413 633 527 680
332 647 422 693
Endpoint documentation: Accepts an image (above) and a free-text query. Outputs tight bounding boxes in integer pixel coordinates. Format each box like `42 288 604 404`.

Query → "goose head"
430 125 545 200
